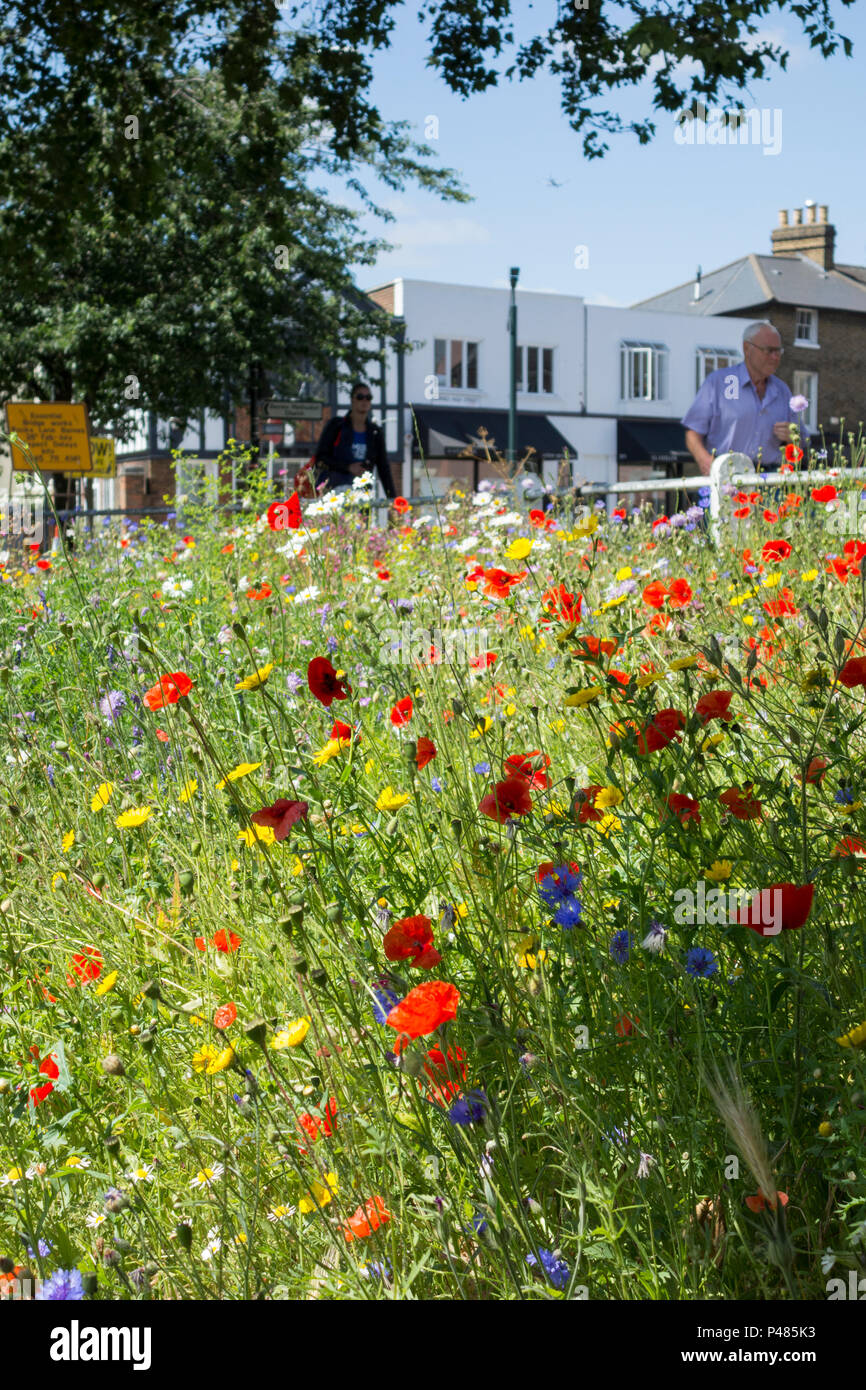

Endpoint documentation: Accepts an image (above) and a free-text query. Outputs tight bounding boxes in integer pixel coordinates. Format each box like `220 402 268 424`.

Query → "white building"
366 277 757 496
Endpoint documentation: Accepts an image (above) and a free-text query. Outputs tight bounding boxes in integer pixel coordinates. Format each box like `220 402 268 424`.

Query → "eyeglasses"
749 344 783 357
354 393 372 401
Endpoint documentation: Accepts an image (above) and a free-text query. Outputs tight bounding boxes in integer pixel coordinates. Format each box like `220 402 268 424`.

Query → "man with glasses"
308 381 397 499
682 322 804 475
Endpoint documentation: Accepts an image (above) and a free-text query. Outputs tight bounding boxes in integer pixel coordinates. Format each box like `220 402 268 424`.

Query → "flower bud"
102 1054 125 1077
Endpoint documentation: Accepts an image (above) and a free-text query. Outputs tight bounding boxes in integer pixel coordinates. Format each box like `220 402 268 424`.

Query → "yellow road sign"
6 402 93 473
88 437 116 478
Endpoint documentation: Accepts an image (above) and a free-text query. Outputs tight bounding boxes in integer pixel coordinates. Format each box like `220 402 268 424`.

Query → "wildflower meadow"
2 443 866 1307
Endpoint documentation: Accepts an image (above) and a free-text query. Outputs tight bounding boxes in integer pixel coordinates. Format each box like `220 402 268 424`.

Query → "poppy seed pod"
310 967 328 986
244 1018 268 1046
175 1222 193 1251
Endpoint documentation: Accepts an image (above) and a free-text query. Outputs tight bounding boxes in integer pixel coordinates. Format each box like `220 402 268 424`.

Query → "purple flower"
448 1090 489 1126
609 929 633 964
789 394 809 413
285 671 304 692
37 1268 84 1301
99 690 126 723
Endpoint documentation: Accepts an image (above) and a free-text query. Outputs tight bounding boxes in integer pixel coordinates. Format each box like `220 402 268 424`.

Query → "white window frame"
794 308 819 347
792 370 818 430
516 344 556 395
620 341 669 402
696 347 741 392
434 338 481 391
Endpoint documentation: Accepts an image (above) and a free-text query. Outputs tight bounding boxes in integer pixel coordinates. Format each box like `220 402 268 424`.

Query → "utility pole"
508 267 520 471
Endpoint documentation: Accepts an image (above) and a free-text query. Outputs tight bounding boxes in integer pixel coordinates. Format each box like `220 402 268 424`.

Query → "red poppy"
195 930 241 953
385 980 460 1038
30 1053 59 1106
652 516 669 531
811 484 838 503
541 584 581 624
213 1002 237 1030
738 882 814 936
478 567 528 599
478 776 533 822
307 656 351 707
250 799 309 840
667 578 693 609
784 444 804 465
642 580 668 610
665 793 700 824
572 635 617 661
155 728 170 743
390 695 414 726
416 736 437 769
143 671 194 711
65 946 102 987
745 1190 788 1213
221 542 235 554
267 494 301 531
833 836 866 858
762 588 798 618
423 1045 468 1105
246 584 272 601
839 657 866 689
504 751 550 789
804 756 828 784
296 1096 338 1151
636 708 685 754
383 914 442 970
342 1195 391 1242
615 1013 639 1040
761 539 792 563
393 497 411 514
612 508 627 521
695 690 734 725
762 509 778 523
469 651 497 669
719 785 762 821
733 506 751 519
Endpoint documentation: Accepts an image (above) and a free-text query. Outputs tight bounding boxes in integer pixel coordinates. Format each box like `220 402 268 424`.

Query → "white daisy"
86 1212 107 1229
190 1164 224 1189
127 1164 155 1184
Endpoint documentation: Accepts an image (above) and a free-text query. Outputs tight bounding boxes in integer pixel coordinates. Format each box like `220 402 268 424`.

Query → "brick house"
633 205 866 446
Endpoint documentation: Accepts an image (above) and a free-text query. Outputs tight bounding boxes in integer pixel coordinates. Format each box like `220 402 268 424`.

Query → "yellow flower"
636 671 665 689
615 566 633 581
595 813 622 837
115 808 152 829
669 655 699 671
703 732 726 751
801 569 819 582
95 970 118 996
705 860 733 883
299 1172 338 1213
504 702 517 716
564 686 602 708
456 902 469 919
179 779 198 803
469 716 493 739
761 572 781 588
376 786 409 812
518 946 549 969
595 786 623 810
206 1045 236 1074
836 1019 866 1049
62 830 75 853
238 823 276 847
51 871 67 890
234 664 274 692
742 615 755 627
217 762 262 788
192 1044 220 1074
572 514 599 538
506 537 533 561
818 1121 833 1138
313 738 345 767
271 1016 311 1049
90 782 113 812
596 593 628 613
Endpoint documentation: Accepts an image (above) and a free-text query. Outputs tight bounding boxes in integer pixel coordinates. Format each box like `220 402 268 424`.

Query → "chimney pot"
778 209 789 227
819 204 829 223
792 208 803 226
805 203 816 224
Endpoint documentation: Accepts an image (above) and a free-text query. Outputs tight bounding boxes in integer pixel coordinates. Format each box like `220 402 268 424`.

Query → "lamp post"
508 266 519 471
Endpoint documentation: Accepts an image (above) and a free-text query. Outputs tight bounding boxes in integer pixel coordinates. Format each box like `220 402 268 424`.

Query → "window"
434 338 480 390
516 345 555 394
620 342 669 401
794 308 819 346
792 370 818 430
696 347 740 391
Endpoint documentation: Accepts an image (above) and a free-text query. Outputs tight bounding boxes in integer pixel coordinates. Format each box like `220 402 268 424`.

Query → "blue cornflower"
37 1268 84 1301
285 671 303 692
448 1090 489 1127
609 928 633 964
553 897 583 929
537 865 582 907
361 1260 392 1284
372 987 400 1025
473 761 491 775
685 946 718 979
24 1237 52 1259
526 1248 570 1290
326 635 339 653
431 776 443 793
835 787 855 805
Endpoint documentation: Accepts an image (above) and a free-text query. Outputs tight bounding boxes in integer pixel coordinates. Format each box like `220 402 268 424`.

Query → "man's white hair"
742 321 780 346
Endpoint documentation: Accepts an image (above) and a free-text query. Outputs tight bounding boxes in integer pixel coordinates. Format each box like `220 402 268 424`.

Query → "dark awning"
410 407 576 461
617 419 692 465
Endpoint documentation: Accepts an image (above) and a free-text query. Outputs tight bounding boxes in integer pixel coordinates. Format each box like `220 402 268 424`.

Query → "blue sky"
347 1 866 306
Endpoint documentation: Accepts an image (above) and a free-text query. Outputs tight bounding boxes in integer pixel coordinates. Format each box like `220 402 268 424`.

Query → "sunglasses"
354 392 372 401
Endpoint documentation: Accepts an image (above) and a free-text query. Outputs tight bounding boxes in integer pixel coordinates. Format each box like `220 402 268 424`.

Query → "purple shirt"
682 361 804 466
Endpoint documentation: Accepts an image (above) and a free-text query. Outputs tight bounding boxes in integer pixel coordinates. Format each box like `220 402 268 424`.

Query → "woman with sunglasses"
308 382 397 499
